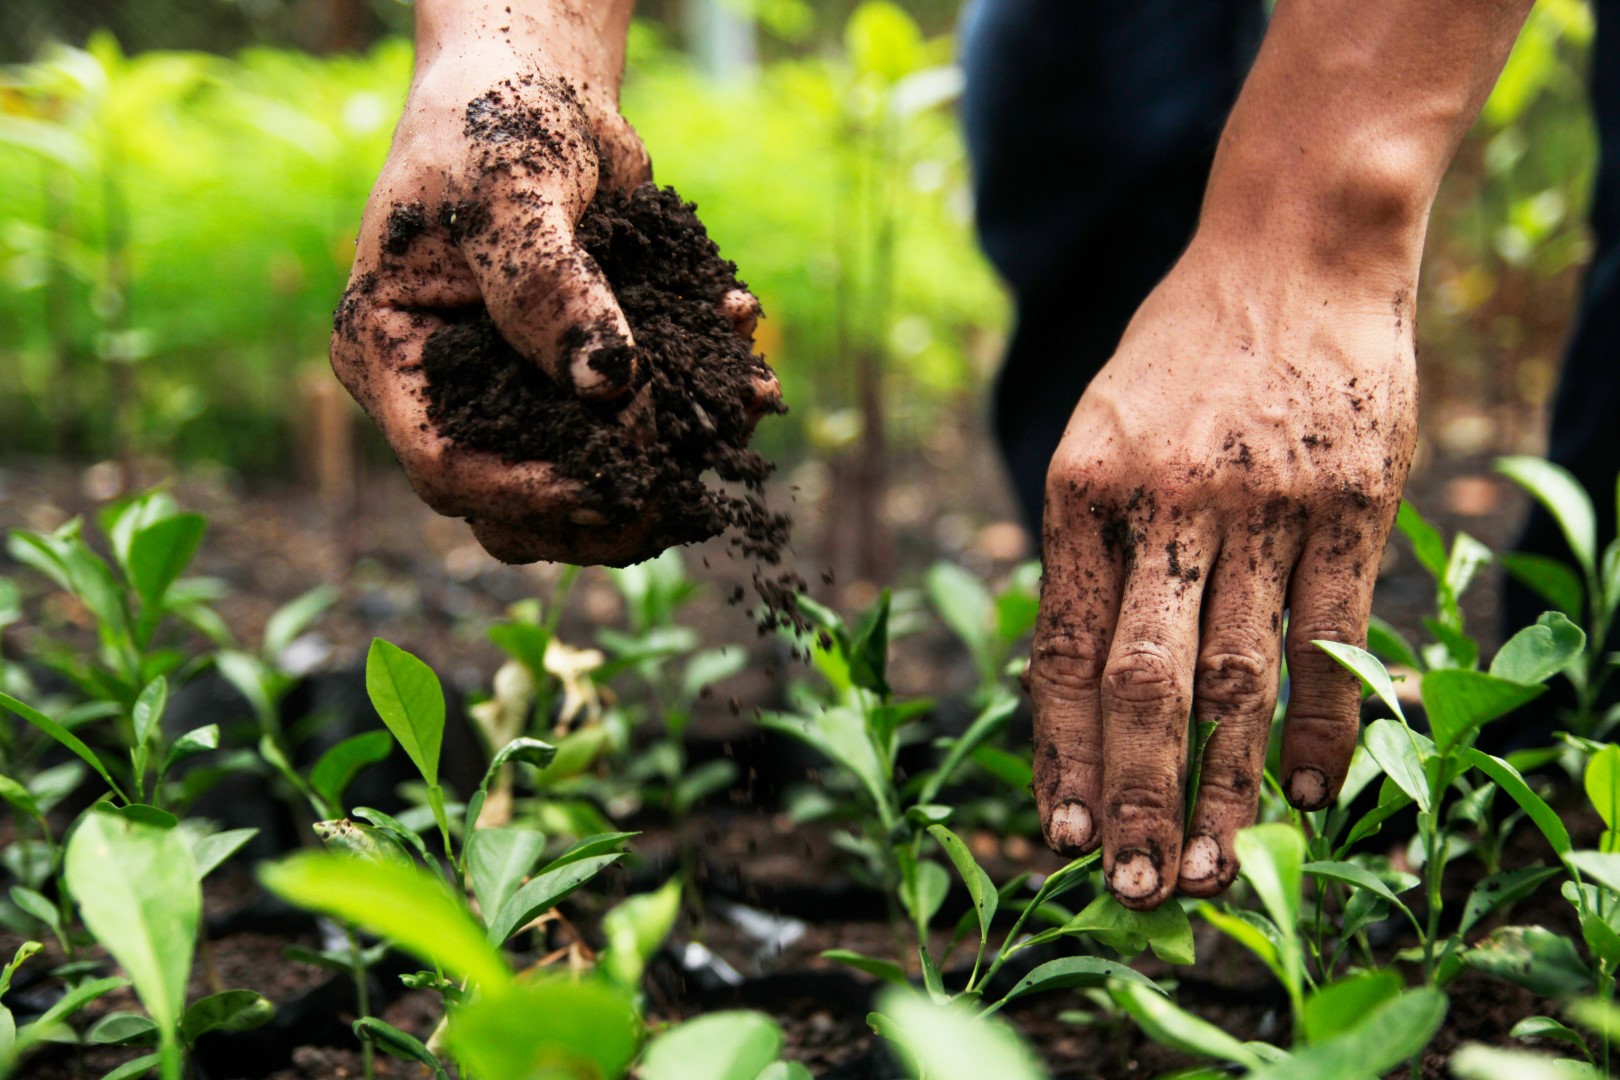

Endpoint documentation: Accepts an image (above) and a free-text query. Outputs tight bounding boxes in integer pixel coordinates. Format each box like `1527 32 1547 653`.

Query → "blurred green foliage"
0 0 1601 474
0 2 1002 472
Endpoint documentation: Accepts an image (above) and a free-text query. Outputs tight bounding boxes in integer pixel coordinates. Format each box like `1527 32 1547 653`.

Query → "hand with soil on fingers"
1025 0 1535 909
330 0 780 568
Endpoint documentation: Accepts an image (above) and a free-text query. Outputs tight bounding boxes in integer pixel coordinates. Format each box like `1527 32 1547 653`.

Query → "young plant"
926 560 1040 707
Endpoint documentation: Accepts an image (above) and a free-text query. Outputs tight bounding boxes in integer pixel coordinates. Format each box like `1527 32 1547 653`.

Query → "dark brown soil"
419 180 804 626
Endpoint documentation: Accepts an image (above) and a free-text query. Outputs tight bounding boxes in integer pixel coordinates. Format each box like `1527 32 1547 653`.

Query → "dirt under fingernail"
1180 834 1221 882
1110 850 1160 901
1287 765 1329 809
1047 800 1093 852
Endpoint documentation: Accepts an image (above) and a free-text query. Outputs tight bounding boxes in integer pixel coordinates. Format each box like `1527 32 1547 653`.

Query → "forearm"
1198 0 1534 281
414 0 637 104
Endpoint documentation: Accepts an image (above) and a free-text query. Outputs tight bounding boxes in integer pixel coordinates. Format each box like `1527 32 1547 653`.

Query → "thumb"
456 202 637 397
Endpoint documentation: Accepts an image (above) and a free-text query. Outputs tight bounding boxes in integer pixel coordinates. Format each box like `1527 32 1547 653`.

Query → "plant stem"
348 925 375 1080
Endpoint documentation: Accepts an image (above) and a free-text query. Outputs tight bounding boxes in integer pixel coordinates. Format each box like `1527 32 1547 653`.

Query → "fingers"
457 201 640 398
1098 519 1218 910
723 289 762 343
468 518 671 569
1178 525 1301 898
1280 523 1383 811
1027 477 1124 858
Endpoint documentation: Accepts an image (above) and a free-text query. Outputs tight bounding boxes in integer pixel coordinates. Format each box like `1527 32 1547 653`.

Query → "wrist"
415 0 634 103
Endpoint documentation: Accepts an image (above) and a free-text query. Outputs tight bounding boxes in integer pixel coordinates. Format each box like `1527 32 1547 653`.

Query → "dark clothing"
960 0 1265 529
961 0 1620 583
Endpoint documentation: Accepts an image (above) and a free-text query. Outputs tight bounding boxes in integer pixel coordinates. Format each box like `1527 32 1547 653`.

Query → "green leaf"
364 639 445 787
1248 988 1446 1079
1314 641 1407 722
1303 862 1416 923
354 1017 449 1078
927 824 997 952
64 811 198 1042
445 977 638 1080
756 1064 815 1080
1366 617 1423 671
259 851 509 992
0 776 41 822
928 562 994 672
1511 1015 1593 1058
161 725 218 776
1364 718 1432 813
1064 893 1196 965
309 730 394 813
543 831 637 870
127 513 207 606
918 695 1018 805
132 677 168 750
10 886 60 935
1491 613 1587 686
640 1011 784 1080
100 1053 165 1080
1460 866 1564 936
179 990 272 1044
1585 744 1620 832
999 956 1165 1006
1451 1043 1605 1079
263 585 337 658
485 853 623 945
1499 553 1585 622
0 941 41 999
17 975 127 1052
315 818 415 867
466 827 546 930
759 706 894 829
673 760 738 816
599 880 681 990
874 987 1047 1080
897 853 949 931
487 620 550 679
0 692 126 802
1567 850 1620 893
848 589 892 697
88 1012 160 1046
1234 824 1304 936
1110 980 1264 1068
1397 501 1450 581
1498 457 1597 578
1462 925 1593 998
1464 748 1570 855
821 949 907 985
1303 970 1402 1043
1423 669 1544 752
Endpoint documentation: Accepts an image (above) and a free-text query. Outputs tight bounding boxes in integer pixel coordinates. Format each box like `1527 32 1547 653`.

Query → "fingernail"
1046 800 1092 852
1287 766 1329 810
571 341 636 394
1180 834 1221 882
1110 850 1160 901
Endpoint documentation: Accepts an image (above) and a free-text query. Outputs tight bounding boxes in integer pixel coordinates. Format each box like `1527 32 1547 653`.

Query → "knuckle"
1029 634 1107 698
1194 649 1274 715
1103 640 1183 707
1285 622 1361 673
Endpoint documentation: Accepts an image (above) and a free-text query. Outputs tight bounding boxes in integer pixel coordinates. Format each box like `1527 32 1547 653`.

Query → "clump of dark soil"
419 181 803 627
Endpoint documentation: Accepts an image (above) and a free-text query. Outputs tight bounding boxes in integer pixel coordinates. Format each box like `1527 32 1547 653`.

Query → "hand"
329 3 770 567
1026 235 1417 909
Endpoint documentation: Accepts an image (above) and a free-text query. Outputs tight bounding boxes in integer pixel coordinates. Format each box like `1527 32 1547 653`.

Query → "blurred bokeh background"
0 0 1601 665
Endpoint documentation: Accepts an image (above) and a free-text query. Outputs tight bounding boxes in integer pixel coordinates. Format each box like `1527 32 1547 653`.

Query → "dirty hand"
329 0 771 567
1027 232 1418 909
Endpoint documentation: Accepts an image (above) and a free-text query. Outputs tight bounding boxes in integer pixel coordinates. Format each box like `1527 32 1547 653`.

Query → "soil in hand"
419 181 803 626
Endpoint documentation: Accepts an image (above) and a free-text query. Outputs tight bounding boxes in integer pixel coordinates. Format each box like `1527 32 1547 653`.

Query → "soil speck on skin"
418 181 803 630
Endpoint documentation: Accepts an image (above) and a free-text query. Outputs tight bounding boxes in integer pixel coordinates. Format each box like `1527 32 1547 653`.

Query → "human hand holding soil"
330 0 776 567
